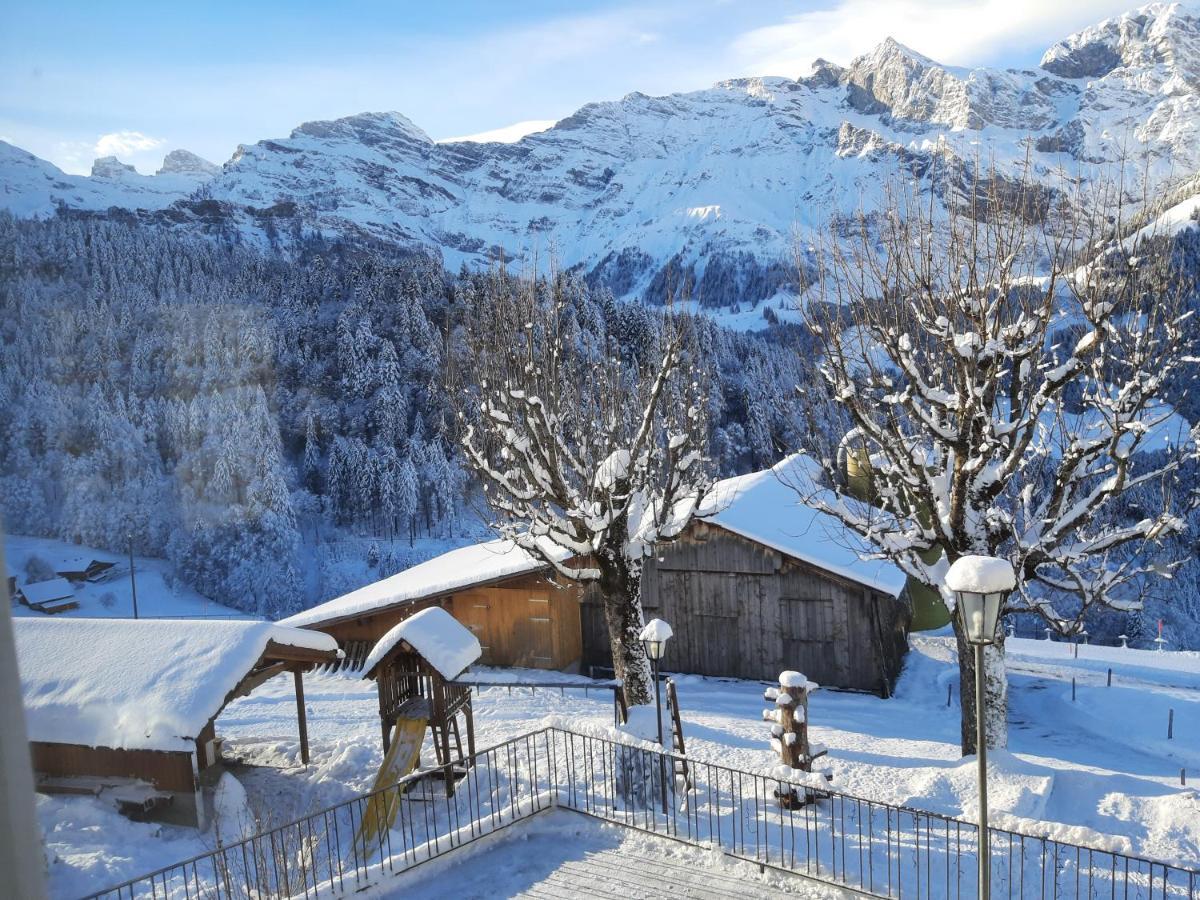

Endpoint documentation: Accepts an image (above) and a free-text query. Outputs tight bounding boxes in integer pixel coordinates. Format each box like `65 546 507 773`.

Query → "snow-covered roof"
698 455 908 597
18 578 75 605
14 618 337 753
281 539 564 629
363 607 481 680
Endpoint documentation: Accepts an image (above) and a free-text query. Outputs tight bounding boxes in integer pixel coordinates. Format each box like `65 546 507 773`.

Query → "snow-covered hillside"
4 3 1200 310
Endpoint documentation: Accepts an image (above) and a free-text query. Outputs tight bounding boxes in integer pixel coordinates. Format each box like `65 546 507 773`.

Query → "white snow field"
35 631 1198 897
6 534 251 621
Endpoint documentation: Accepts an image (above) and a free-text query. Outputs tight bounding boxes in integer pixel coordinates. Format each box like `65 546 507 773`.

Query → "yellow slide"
354 716 426 861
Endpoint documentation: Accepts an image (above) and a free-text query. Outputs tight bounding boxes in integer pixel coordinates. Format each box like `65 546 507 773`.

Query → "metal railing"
83 727 1200 900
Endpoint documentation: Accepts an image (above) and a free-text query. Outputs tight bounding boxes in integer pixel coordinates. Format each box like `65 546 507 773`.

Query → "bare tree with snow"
793 161 1199 754
455 270 710 706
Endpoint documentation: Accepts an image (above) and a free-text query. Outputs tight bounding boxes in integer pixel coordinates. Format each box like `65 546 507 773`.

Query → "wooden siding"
31 742 196 793
582 521 909 693
309 572 584 671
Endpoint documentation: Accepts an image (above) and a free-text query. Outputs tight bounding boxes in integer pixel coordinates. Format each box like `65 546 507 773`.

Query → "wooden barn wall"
452 579 582 670
31 742 196 793
311 572 584 672
581 523 909 693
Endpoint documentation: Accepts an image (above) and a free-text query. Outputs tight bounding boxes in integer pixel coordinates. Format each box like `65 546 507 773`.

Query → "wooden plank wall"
452 576 582 670
581 521 909 693
30 742 196 793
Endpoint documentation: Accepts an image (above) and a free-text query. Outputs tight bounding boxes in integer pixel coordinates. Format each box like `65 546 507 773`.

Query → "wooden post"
1107 668 1112 687
1168 709 1174 740
293 667 310 766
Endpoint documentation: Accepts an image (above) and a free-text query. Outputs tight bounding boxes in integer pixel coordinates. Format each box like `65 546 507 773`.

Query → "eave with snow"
14 618 338 827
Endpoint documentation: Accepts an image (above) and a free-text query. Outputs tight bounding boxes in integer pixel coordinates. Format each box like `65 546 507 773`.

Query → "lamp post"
945 555 1014 900
639 618 673 815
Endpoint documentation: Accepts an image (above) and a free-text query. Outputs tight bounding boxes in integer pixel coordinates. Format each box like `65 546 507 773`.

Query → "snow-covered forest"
0 213 810 618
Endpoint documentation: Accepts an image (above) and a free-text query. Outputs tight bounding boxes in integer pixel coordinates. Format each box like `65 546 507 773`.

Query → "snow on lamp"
945 555 1014 646
639 618 673 661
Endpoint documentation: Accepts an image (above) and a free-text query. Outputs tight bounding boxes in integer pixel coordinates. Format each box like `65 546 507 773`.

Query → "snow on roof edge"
363 607 482 680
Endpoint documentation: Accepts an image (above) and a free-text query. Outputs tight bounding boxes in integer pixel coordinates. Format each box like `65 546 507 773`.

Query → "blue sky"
1 0 1135 175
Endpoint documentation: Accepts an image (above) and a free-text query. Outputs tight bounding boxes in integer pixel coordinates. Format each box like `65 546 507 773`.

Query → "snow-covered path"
365 811 848 899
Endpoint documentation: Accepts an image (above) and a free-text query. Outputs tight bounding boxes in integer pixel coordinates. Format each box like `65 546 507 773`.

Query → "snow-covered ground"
36 632 1198 896
6 534 249 620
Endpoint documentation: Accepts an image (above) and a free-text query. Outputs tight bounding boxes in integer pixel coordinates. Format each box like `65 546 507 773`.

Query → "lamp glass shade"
638 618 673 660
958 589 1004 645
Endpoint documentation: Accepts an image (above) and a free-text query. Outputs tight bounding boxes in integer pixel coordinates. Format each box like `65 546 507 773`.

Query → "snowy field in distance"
6 534 250 620
36 631 1199 896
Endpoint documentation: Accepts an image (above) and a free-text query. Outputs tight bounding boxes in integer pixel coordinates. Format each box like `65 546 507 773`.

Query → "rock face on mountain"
2 2 1199 312
157 149 220 177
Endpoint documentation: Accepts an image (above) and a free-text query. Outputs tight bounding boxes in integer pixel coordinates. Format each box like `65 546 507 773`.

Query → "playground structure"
361 608 480 797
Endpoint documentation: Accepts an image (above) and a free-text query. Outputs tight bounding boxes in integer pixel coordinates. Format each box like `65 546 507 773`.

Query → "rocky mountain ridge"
2 2 1199 316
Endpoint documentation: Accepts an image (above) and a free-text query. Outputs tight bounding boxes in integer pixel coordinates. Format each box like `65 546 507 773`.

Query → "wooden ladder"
666 680 691 790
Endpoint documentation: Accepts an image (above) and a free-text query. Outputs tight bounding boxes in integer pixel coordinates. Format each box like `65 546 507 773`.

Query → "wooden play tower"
362 607 479 797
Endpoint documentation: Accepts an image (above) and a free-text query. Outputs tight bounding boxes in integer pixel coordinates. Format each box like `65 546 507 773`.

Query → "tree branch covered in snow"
792 158 1199 752
796 160 1199 633
453 268 711 703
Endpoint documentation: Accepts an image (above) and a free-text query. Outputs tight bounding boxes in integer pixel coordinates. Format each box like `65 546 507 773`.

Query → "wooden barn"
281 541 584 671
288 456 909 695
14 618 338 827
582 457 911 694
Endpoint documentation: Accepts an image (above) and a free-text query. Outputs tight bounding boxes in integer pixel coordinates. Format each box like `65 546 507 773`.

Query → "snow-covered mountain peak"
90 156 139 179
1041 2 1200 79
290 110 433 147
157 149 219 177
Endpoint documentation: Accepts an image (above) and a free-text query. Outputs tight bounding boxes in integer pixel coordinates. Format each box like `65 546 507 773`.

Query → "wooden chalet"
582 457 911 694
14 577 78 614
14 618 338 827
56 558 117 583
282 540 583 672
287 456 910 695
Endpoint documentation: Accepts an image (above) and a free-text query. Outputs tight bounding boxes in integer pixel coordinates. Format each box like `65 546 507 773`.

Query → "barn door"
782 597 838 684
453 596 494 665
512 591 555 668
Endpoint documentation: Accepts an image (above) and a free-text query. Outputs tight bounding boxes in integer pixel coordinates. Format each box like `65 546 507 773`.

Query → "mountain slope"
3 2 1200 311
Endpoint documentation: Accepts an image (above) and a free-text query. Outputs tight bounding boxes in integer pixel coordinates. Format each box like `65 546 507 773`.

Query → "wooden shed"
14 618 338 827
581 457 911 694
282 540 584 672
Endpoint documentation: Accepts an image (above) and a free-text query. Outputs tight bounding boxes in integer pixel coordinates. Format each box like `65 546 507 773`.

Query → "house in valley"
287 456 910 694
14 577 78 614
14 618 338 827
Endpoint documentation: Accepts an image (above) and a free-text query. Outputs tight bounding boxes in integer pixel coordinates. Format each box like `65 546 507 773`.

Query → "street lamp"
639 618 673 815
945 555 1014 900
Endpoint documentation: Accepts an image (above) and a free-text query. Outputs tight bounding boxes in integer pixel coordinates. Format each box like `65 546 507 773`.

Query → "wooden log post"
293 667 310 766
764 671 828 809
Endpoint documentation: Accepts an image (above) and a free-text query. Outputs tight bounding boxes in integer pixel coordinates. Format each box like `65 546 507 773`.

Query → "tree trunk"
596 548 653 708
954 617 1008 755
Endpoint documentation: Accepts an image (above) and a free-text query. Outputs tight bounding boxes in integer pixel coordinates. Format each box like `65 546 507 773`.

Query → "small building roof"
363 607 482 680
15 618 337 753
281 538 567 630
697 455 908 597
18 578 75 605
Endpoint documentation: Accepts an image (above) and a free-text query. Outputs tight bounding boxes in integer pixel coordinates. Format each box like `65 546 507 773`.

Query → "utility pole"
128 533 139 619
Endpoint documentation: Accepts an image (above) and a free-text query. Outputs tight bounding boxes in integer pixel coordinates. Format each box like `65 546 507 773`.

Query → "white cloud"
94 130 164 158
437 119 558 144
730 0 1135 76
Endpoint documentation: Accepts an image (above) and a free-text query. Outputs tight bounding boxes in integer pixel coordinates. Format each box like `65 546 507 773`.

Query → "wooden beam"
228 661 290 701
262 640 339 665
294 668 310 766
